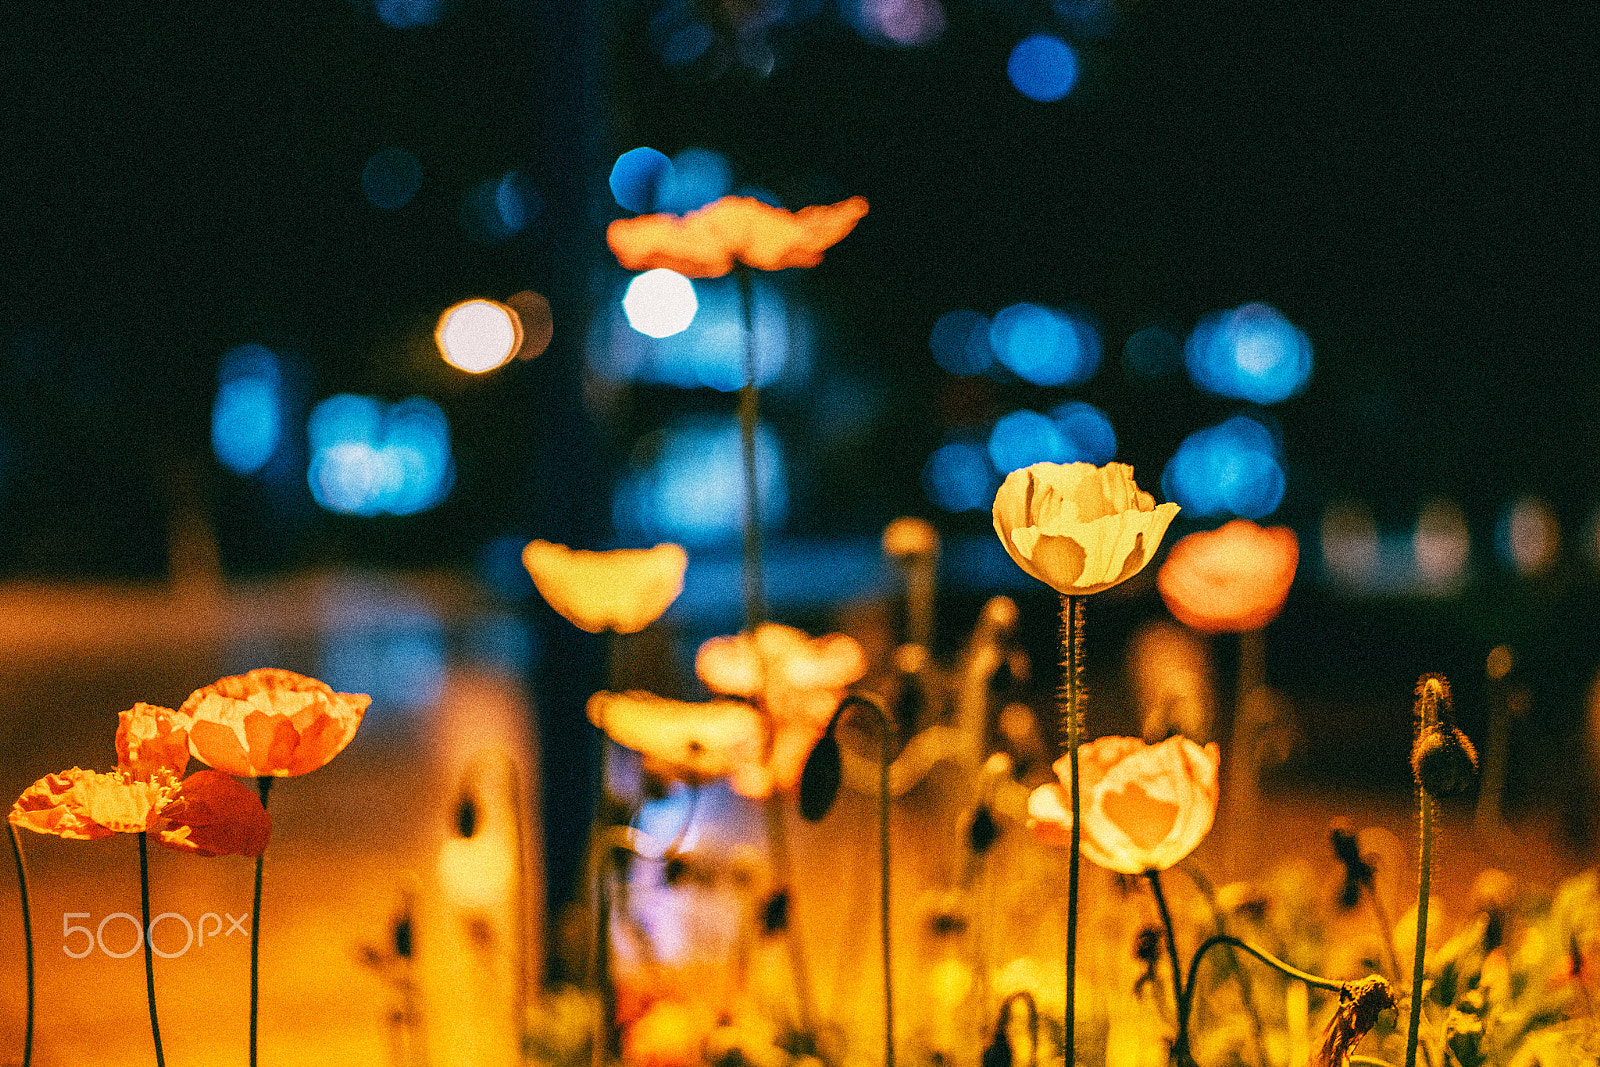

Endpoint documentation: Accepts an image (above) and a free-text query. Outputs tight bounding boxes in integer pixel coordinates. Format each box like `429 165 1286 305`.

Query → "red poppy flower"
1157 520 1299 633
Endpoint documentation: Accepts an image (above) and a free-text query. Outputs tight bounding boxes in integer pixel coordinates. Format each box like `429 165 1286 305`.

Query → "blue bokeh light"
923 441 997 512
360 148 423 211
597 274 792 390
988 303 1101 386
1185 303 1313 403
1049 400 1117 464
212 345 283 476
1007 34 1080 103
374 0 442 28
613 417 788 547
610 147 674 214
1161 414 1286 519
461 171 539 245
928 309 994 376
987 410 1066 473
308 395 454 517
653 147 733 215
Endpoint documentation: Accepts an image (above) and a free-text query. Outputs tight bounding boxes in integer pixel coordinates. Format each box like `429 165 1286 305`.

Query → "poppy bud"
1412 725 1478 799
798 725 842 822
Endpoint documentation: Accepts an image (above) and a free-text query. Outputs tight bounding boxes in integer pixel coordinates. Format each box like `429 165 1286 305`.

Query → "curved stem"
250 775 273 1067
881 712 895 1067
1060 593 1084 1065
139 832 166 1067
1176 933 1348 1065
1404 795 1433 1067
9 824 33 1067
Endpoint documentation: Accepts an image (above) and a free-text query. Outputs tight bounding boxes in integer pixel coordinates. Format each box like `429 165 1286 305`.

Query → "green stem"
1147 872 1187 1040
1405 794 1433 1067
736 263 765 631
9 824 33 1067
1060 593 1084 1065
251 776 273 1067
139 832 166 1067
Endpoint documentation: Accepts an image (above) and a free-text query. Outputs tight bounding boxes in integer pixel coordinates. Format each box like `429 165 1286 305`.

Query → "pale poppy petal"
523 540 688 635
587 690 763 785
115 702 190 780
181 668 370 778
9 769 115 840
1025 781 1074 848
993 462 1179 596
1158 520 1300 633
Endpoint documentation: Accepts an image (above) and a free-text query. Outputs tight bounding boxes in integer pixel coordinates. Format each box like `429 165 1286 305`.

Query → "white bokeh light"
436 299 521 374
623 269 698 338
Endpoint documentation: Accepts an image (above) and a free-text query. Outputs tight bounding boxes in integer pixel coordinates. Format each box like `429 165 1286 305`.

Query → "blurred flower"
622 998 716 1067
586 690 762 785
696 623 868 798
607 195 869 278
992 462 1179 596
115 701 191 780
1027 735 1220 874
1157 519 1299 633
522 540 688 634
181 668 370 778
10 766 270 856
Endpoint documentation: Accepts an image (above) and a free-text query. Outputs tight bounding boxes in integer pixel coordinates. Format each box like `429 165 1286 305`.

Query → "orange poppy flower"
586 691 763 787
115 701 191 780
522 540 688 634
992 462 1180 596
180 668 370 778
1157 520 1299 633
694 623 868 798
10 766 270 857
606 195 870 278
1027 735 1220 874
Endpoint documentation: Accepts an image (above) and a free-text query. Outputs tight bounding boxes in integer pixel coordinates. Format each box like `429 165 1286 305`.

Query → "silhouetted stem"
251 775 273 1067
9 824 33 1067
1147 872 1186 1031
879 707 895 1067
736 263 765 631
1405 794 1433 1067
138 832 166 1067
1060 594 1084 1064
1175 934 1346 1064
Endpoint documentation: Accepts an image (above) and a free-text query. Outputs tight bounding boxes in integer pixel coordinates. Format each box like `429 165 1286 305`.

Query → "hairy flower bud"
1412 725 1479 799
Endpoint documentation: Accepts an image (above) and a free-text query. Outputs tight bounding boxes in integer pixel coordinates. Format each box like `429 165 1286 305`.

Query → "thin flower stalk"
1061 592 1084 1065
138 831 167 1067
737 263 766 632
250 775 272 1067
8 823 33 1067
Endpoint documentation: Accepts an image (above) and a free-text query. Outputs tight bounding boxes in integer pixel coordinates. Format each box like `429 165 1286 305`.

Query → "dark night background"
3 0 1599 878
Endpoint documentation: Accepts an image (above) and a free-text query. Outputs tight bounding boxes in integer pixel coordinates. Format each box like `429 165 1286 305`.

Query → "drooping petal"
115 702 190 780
157 769 271 857
9 769 114 840
523 541 688 635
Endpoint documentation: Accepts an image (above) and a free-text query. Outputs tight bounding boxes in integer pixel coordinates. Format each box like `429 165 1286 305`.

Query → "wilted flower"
1157 519 1299 633
1027 735 1220 874
695 623 868 798
10 766 270 857
607 195 869 278
522 540 688 635
992 462 1180 596
180 668 370 778
1317 976 1397 1067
